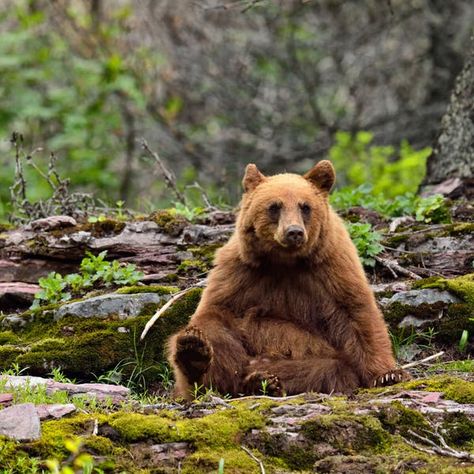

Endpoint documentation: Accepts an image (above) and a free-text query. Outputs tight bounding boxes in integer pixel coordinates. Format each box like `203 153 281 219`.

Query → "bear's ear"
243 164 265 193
304 160 336 193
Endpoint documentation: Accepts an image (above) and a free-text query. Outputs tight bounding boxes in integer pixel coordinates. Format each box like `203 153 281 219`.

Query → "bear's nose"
284 225 305 246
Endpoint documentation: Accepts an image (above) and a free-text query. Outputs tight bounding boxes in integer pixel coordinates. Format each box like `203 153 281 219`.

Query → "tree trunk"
421 37 474 198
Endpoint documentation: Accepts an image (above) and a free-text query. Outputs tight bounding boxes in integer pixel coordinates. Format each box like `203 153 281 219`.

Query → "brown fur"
167 161 409 399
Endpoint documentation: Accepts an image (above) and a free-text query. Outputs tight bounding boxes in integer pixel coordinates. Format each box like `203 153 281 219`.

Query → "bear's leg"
250 357 360 395
168 321 250 399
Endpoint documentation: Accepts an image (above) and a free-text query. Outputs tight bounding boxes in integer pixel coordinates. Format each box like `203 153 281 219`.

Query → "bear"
167 160 410 399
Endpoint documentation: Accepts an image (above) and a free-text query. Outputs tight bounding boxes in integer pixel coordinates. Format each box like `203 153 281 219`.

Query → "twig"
140 281 207 341
400 351 444 370
140 138 186 205
92 418 99 436
241 446 265 474
375 255 422 280
406 429 474 460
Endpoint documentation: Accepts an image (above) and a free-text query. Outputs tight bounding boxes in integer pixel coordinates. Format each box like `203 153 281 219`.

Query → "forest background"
1 0 473 222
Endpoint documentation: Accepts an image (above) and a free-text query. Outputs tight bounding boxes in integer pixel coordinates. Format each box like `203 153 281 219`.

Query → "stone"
28 215 77 231
36 403 76 420
54 292 171 320
0 403 40 441
380 289 461 307
0 282 40 312
0 393 13 406
1 376 130 402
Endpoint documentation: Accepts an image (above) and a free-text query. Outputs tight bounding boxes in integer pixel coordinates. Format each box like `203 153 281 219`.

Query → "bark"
422 37 474 197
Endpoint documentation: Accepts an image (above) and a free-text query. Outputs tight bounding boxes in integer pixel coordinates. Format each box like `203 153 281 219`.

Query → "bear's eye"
268 203 281 220
300 203 311 216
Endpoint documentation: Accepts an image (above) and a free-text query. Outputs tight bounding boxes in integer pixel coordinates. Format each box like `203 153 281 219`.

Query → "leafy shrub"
346 222 383 267
331 185 450 223
32 251 143 308
329 131 431 197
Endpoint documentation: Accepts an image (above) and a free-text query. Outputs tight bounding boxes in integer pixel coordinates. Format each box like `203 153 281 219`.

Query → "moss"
429 360 474 373
302 414 391 453
377 401 430 436
149 210 187 236
413 273 474 306
109 413 175 442
399 375 474 404
115 285 179 295
177 259 209 275
0 288 202 379
0 331 20 345
442 413 474 447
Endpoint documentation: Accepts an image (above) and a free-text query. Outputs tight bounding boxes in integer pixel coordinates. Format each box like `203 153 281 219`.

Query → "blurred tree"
422 37 474 197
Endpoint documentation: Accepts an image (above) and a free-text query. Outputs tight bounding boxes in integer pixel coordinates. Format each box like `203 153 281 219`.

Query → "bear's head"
236 160 336 263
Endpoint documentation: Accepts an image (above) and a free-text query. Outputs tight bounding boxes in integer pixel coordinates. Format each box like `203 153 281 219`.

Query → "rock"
0 393 13 406
28 215 77 231
36 403 76 420
0 282 40 312
54 292 171 320
380 289 461 307
0 403 40 441
1 313 34 329
1 375 130 402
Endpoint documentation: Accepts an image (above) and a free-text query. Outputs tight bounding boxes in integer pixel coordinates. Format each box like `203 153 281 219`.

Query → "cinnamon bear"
167 161 410 399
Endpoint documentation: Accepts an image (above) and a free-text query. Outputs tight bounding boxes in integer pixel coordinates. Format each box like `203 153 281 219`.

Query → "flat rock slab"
0 282 40 312
54 292 170 320
0 393 13 406
1 375 130 402
380 289 461 307
0 403 40 441
36 403 76 420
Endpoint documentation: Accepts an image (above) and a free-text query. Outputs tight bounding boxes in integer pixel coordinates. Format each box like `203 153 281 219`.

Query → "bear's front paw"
243 370 283 396
372 368 411 388
175 326 213 381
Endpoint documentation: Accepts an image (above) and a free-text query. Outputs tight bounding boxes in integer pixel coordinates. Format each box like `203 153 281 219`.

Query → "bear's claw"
175 326 213 381
372 368 411 387
244 370 283 396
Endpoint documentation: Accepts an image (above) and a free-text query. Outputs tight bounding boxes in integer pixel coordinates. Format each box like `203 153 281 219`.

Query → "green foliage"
345 222 383 267
331 185 450 223
0 4 148 217
32 251 143 308
329 131 431 196
389 327 437 361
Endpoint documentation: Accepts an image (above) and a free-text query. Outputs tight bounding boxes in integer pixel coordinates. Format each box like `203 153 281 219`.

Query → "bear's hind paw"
244 370 283 396
372 368 411 388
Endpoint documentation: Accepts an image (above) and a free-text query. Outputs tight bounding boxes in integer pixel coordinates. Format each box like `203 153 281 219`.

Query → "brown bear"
167 161 410 399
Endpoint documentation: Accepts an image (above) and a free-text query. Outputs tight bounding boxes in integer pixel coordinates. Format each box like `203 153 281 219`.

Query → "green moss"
177 259 209 274
115 285 178 295
149 210 187 236
429 360 474 373
109 413 175 442
0 331 20 345
0 288 202 379
399 376 474 404
377 401 430 435
413 273 474 306
442 413 474 447
302 414 391 453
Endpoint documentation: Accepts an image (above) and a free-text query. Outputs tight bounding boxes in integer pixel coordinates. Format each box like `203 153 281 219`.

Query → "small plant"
171 202 205 221
459 330 469 353
1 362 29 376
49 367 75 384
414 194 450 223
32 251 143 308
218 458 225 474
346 222 383 267
260 379 269 396
390 327 437 361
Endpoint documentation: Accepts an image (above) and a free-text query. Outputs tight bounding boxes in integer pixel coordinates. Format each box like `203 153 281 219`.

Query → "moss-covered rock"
0 287 202 380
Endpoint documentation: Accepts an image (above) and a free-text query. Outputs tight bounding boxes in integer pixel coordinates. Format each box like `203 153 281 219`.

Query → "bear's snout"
284 225 306 247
